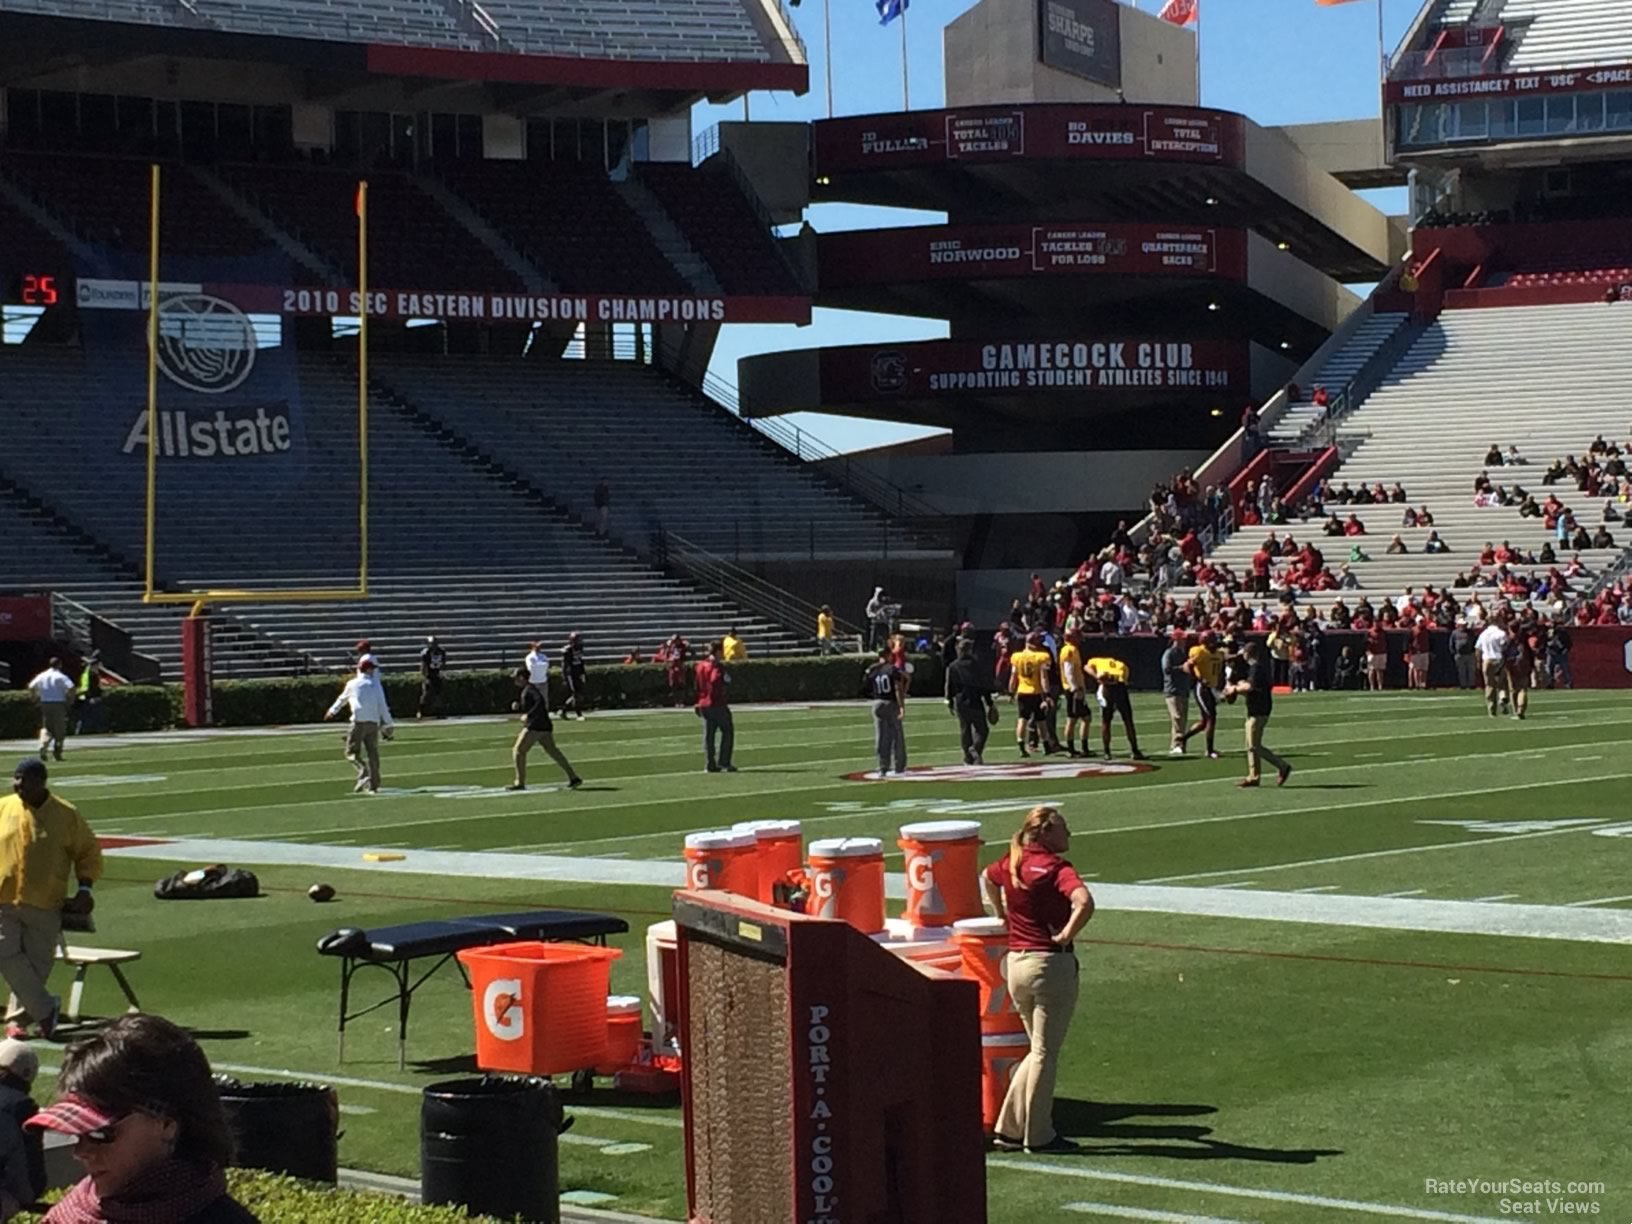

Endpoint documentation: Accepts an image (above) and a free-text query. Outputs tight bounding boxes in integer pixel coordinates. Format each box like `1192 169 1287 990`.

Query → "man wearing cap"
417 636 446 719
1160 631 1191 756
323 660 394 793
0 1036 43 1212
694 642 736 773
0 759 102 1040
944 639 997 765
26 660 75 762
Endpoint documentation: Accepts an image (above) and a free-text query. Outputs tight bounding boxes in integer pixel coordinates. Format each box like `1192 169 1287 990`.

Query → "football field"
11 688 1631 1222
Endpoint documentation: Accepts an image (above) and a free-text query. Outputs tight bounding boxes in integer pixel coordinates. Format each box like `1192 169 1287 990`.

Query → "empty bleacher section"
215 164 524 292
1200 302 1632 600
2 153 266 260
371 354 938 561
435 161 687 294
194 0 481 48
637 162 801 295
0 344 804 675
477 0 776 61
1268 313 1411 445
1496 0 1632 72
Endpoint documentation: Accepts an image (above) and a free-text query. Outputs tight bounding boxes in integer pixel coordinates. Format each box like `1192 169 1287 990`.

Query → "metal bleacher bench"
316 909 628 1068
54 943 144 1022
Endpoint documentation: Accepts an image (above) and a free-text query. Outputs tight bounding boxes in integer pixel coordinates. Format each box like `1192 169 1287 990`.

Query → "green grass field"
11 688 1631 1223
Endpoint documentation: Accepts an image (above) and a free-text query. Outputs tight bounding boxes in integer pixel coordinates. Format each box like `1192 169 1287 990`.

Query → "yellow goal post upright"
138 165 371 724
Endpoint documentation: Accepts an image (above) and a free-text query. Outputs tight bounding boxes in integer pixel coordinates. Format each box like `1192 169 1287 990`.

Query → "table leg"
338 959 354 1064
109 965 142 1013
66 966 88 1022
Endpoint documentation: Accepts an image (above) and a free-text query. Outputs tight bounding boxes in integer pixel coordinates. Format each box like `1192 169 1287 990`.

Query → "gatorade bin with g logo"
731 819 804 905
952 917 1022 1035
597 995 644 1075
898 820 985 926
980 1032 1031 1133
683 830 758 895
807 837 886 933
457 941 622 1076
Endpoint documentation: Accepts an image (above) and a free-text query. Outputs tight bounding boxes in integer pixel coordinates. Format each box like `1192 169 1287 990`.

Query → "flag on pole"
876 0 907 25
1158 0 1197 26
1315 0 1363 5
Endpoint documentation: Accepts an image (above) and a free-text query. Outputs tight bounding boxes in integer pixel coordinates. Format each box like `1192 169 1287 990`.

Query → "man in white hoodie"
323 659 394 793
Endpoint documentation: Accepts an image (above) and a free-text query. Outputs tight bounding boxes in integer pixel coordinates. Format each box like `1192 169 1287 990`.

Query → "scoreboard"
4 272 63 307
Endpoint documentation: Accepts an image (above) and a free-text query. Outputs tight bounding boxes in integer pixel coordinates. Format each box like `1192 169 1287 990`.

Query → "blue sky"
692 0 1418 453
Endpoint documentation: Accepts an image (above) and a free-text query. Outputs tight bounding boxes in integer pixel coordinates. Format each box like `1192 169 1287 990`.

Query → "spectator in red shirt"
1178 529 1203 565
1365 625 1389 690
1250 545 1272 596
1344 514 1366 536
693 642 735 772
1407 620 1432 689
981 806 1092 1154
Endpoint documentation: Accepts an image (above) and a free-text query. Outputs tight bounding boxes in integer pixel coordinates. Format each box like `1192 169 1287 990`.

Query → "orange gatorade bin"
807 837 887 934
898 820 985 926
952 917 1022 1035
458 941 622 1076
597 995 644 1075
683 830 759 896
980 1033 1031 1132
731 820 804 905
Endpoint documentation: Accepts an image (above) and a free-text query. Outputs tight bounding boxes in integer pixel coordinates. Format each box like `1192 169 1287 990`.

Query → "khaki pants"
996 950 1079 1148
1482 659 1510 715
38 704 68 758
1244 715 1289 781
514 727 575 787
0 904 61 1025
1164 694 1189 748
346 721 381 791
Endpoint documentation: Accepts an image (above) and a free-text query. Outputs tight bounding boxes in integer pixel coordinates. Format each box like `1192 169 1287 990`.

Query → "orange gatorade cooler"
980 1033 1031 1132
807 837 887 933
458 941 622 1076
952 917 1022 1035
597 995 644 1075
898 820 985 926
683 830 758 896
731 819 804 905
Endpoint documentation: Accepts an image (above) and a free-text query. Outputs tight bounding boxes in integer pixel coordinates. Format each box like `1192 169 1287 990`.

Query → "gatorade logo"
846 760 1155 782
687 857 719 890
483 978 525 1041
906 851 945 917
810 868 844 918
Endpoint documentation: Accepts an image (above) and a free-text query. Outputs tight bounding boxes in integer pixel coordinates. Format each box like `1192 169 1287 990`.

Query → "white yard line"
98 838 1632 945
1566 895 1632 908
1140 825 1599 885
1380 889 1427 897
1468 894 1520 902
1293 885 1340 893
989 1160 1511 1223
1063 1203 1246 1224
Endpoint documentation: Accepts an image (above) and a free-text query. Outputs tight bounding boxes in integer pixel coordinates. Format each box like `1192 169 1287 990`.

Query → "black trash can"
422 1076 566 1224
214 1077 339 1184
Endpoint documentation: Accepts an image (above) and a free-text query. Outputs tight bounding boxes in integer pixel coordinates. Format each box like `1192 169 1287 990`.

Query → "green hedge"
16 1168 504 1222
1 654 947 734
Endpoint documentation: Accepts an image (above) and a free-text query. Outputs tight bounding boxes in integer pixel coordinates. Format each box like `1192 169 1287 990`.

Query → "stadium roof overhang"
810 105 1391 283
0 12 806 114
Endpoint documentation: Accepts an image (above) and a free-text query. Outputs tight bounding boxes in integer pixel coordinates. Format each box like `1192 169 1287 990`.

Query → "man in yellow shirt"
816 606 836 655
1085 656 1146 761
1007 632 1059 757
1179 632 1226 758
722 629 748 663
1058 630 1091 757
0 759 102 1039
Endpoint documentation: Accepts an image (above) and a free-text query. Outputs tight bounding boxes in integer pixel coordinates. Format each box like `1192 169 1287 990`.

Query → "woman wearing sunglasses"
27 1014 254 1222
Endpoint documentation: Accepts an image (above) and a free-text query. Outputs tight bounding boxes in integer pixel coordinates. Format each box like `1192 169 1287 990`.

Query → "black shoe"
990 1133 1024 1152
705 765 721 773
505 783 526 792
1025 1135 1081 1154
1131 750 1148 761
568 777 584 789
723 765 738 772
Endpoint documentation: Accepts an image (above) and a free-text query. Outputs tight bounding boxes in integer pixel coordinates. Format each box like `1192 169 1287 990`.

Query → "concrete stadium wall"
717 121 812 225
1244 123 1401 272
1248 233 1363 337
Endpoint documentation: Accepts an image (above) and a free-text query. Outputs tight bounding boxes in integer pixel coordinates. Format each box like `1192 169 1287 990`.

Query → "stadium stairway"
1267 312 1410 445
1183 301 1632 603
612 177 722 295
368 354 950 563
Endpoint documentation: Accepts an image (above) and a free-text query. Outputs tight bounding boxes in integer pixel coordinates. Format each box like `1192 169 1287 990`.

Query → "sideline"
99 836 1632 945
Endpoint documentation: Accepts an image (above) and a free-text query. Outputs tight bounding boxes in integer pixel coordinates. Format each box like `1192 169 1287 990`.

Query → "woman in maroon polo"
981 805 1094 1153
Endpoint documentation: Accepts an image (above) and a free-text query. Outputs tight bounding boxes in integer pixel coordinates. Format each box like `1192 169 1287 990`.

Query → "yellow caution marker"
363 852 406 862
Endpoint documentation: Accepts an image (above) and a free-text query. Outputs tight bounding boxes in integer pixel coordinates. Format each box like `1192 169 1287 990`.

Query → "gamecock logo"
870 350 907 394
157 294 257 395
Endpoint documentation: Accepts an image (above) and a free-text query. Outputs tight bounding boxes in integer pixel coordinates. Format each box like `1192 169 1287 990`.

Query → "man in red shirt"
1365 625 1389 690
1250 545 1272 596
693 642 735 772
1407 619 1432 690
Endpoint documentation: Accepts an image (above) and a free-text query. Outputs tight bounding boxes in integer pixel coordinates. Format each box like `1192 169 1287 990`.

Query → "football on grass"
308 883 336 903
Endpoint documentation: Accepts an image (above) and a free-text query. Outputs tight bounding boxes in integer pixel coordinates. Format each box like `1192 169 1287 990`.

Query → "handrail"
692 125 723 168
1308 314 1428 450
655 529 858 643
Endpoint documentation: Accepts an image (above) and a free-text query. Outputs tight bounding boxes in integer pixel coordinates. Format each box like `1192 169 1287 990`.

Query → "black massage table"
316 910 628 1067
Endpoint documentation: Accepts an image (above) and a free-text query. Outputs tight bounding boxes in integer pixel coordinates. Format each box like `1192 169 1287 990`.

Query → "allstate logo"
157 294 257 395
870 350 907 394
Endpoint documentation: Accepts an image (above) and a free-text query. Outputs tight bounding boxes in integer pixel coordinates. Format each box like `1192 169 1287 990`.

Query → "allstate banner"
75 245 317 576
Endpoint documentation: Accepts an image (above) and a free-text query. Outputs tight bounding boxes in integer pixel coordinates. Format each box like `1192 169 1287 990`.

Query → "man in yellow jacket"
1085 656 1147 762
0 759 102 1039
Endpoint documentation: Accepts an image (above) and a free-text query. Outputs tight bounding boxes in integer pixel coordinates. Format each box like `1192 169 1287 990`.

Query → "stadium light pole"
357 179 370 597
824 0 834 118
900 6 909 111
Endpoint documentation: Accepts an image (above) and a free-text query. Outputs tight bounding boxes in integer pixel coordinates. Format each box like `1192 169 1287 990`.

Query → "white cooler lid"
685 830 755 851
899 820 983 841
733 819 803 838
606 995 643 1015
952 917 1009 937
809 836 883 858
